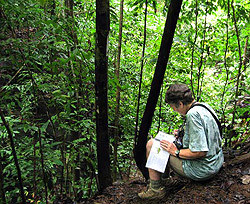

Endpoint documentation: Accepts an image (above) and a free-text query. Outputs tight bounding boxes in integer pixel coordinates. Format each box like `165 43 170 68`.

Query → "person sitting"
138 83 224 199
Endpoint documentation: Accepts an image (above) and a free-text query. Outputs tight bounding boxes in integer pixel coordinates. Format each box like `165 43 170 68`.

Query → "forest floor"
78 143 250 204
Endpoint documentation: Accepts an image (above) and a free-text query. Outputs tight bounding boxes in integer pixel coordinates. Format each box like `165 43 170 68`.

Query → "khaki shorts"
169 155 188 178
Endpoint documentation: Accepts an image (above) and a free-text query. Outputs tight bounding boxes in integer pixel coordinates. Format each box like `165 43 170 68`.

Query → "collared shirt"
182 103 224 180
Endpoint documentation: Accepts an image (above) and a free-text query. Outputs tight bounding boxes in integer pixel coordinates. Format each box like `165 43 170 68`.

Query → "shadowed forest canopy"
0 0 249 203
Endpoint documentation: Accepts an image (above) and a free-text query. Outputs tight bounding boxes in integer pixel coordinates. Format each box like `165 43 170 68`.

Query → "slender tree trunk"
0 157 6 204
113 0 124 181
221 0 230 147
190 0 198 97
133 0 183 180
134 0 148 142
64 1 82 197
196 0 208 101
33 133 37 202
0 108 26 203
95 0 112 191
229 0 243 146
50 0 56 16
240 37 249 93
65 0 78 46
38 129 48 204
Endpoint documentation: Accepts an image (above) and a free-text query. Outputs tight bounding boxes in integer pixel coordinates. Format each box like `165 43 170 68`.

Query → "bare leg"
146 139 161 180
138 139 166 199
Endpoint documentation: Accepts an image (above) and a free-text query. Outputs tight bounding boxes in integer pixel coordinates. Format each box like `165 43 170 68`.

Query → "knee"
146 138 154 151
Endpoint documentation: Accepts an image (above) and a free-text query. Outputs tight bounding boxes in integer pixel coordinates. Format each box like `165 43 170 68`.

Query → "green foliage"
0 0 249 202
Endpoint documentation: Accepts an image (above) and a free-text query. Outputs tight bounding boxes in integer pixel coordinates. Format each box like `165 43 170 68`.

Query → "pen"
154 138 161 142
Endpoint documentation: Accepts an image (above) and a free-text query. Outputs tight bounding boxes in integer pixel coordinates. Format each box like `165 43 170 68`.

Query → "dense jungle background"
0 0 249 203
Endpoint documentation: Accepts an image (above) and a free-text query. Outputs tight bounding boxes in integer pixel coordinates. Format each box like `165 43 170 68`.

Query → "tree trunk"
133 0 183 180
134 0 148 143
95 0 112 191
0 157 6 204
229 0 243 146
190 0 198 97
64 1 82 196
221 0 230 147
0 107 26 203
113 0 124 181
50 0 56 16
38 129 48 204
196 0 208 102
65 0 78 46
240 37 249 93
33 132 37 202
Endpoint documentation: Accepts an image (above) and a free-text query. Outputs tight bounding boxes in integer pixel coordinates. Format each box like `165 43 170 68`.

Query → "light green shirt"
182 103 224 180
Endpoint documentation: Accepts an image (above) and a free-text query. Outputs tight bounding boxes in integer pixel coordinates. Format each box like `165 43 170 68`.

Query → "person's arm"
160 140 206 159
176 148 206 159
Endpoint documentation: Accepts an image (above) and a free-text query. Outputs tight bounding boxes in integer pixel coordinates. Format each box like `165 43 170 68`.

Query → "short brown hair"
165 84 194 106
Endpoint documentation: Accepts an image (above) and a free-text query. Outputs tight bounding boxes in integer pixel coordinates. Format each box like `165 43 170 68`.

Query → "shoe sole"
138 193 166 200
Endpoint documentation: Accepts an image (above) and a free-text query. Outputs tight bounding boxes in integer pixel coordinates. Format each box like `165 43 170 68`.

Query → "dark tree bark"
95 0 112 191
50 0 56 16
196 0 208 102
33 132 37 202
64 0 82 197
135 0 148 143
133 0 183 180
229 0 243 146
0 107 26 203
0 157 6 204
65 0 78 46
190 0 198 97
38 129 48 204
240 37 249 94
221 0 230 146
113 0 124 181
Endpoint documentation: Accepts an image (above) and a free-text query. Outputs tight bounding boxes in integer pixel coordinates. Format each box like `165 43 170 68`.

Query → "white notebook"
145 131 175 173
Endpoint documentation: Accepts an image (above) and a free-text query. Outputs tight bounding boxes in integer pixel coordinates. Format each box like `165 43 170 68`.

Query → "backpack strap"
190 103 222 137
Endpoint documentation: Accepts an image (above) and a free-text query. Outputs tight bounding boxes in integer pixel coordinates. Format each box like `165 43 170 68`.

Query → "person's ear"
179 101 184 107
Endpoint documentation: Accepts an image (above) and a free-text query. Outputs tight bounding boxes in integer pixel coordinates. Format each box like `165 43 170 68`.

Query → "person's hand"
160 140 178 155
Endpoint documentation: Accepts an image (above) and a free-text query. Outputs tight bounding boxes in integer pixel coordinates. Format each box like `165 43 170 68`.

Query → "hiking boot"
138 184 166 199
161 175 180 187
161 175 174 183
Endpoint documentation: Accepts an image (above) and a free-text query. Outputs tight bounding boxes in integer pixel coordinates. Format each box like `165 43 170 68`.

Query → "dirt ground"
80 145 250 204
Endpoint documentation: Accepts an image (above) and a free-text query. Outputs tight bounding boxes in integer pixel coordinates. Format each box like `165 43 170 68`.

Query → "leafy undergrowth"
75 144 250 204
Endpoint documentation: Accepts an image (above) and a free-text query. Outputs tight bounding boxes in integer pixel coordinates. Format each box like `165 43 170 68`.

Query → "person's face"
170 102 186 115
